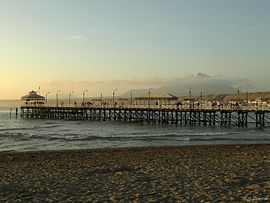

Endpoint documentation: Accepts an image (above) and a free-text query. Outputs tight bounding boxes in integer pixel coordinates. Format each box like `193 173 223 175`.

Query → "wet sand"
0 145 270 202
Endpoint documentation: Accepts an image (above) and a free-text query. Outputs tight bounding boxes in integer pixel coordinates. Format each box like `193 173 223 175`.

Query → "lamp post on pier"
45 92 50 106
246 91 249 107
239 86 242 99
148 88 153 109
113 88 118 107
100 93 103 106
237 86 241 109
147 88 153 122
56 90 60 107
237 89 239 102
82 90 88 107
69 91 74 107
189 88 192 110
200 91 203 109
130 90 133 106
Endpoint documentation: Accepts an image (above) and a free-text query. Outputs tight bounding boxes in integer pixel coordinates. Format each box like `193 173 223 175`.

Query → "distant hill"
121 73 243 97
155 82 236 96
121 90 270 102
120 73 269 101
223 92 270 102
121 84 237 98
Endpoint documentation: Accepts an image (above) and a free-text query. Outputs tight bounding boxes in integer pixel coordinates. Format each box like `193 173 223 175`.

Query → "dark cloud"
196 72 210 78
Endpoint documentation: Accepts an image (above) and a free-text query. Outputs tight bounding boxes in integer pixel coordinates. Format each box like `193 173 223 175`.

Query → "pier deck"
21 105 270 128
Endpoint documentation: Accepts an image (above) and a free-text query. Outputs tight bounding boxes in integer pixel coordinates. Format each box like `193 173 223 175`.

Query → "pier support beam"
237 111 248 127
256 111 265 127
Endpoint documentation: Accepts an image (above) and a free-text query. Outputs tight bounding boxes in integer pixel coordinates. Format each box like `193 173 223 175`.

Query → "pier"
21 105 270 128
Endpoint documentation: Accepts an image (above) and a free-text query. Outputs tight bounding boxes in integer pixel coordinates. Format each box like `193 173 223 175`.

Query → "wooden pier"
20 105 270 128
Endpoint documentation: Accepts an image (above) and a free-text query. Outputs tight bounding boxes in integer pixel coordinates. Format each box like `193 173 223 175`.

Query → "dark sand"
0 145 270 202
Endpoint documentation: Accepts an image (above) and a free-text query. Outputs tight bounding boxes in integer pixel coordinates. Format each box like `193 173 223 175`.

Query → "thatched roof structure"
135 93 178 100
21 91 45 101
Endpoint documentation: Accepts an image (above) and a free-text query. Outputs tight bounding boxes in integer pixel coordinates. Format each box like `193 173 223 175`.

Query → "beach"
0 145 270 202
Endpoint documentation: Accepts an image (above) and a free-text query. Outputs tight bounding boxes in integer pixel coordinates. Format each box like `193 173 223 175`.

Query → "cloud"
144 24 168 29
215 24 260 33
196 72 210 78
57 35 85 39
247 26 259 31
218 24 241 31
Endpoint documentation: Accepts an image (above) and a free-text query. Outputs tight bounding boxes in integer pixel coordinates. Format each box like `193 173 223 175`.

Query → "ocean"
1 102 270 152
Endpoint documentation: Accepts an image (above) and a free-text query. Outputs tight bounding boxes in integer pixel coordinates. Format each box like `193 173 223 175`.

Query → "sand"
0 145 270 202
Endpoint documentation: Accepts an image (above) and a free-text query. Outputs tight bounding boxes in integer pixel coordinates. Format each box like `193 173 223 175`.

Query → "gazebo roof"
21 91 45 101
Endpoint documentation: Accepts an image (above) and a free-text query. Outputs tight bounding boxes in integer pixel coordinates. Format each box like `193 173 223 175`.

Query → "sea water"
0 105 270 152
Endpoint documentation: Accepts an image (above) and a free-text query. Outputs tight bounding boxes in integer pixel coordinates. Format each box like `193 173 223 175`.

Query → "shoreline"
1 144 270 202
1 143 270 154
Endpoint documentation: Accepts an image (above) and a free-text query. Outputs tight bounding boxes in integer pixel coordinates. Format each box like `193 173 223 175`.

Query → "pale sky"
0 0 269 99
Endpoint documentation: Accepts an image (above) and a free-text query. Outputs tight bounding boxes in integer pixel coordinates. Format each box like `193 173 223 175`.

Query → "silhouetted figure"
87 102 92 106
176 102 180 109
15 108 18 118
10 108 12 118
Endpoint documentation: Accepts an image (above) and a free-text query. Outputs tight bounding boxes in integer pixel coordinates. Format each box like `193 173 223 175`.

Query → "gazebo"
21 91 45 106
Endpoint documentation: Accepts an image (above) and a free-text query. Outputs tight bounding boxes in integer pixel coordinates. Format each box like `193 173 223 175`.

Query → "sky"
0 0 269 99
